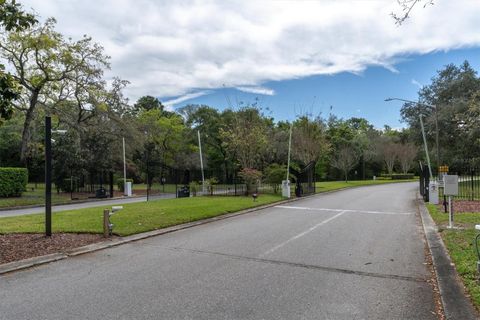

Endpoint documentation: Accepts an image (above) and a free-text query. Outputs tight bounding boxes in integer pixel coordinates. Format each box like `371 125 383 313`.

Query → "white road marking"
274 205 414 215
260 211 346 257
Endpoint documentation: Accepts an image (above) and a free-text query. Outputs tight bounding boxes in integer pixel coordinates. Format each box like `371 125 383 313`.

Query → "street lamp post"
385 97 440 171
45 116 52 237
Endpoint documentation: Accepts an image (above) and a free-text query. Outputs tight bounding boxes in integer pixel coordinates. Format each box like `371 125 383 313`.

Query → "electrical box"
125 181 132 197
429 181 439 205
282 180 291 198
444 175 459 196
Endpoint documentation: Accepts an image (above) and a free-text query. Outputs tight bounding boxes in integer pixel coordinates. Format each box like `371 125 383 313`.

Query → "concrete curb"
418 196 478 319
0 183 414 276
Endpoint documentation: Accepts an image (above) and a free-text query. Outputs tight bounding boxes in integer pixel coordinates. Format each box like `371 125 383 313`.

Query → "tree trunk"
20 104 37 163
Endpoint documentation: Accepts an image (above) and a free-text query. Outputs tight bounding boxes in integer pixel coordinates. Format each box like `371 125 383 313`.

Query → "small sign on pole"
444 175 458 229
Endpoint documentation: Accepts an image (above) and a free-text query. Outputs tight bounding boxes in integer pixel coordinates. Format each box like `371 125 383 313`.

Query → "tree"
292 116 330 166
0 0 36 124
220 107 268 170
377 138 399 174
238 167 262 195
397 143 417 174
330 146 360 182
391 0 434 25
0 18 109 161
401 61 480 167
133 95 164 114
264 163 287 194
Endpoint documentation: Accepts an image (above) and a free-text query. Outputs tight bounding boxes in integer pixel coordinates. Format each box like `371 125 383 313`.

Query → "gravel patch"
0 233 106 264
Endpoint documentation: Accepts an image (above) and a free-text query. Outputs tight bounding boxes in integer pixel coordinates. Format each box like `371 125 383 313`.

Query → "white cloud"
21 0 480 103
236 86 275 96
163 91 212 109
411 79 423 88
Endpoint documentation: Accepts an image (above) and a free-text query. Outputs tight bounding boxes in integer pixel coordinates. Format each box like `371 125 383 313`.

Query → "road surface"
0 182 437 319
0 193 175 218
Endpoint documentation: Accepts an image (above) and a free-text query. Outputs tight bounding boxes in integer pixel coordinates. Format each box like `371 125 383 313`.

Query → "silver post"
448 195 453 229
198 130 205 194
123 137 127 196
286 124 293 181
419 115 433 179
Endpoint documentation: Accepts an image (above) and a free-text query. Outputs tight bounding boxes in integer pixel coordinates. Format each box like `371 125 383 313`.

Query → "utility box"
282 180 291 198
125 181 132 197
429 181 439 205
444 175 459 196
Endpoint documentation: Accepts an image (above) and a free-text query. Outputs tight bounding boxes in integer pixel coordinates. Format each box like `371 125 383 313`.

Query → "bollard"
103 209 110 238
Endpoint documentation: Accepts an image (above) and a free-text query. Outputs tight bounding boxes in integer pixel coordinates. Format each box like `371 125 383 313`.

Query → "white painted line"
274 205 414 216
260 211 346 257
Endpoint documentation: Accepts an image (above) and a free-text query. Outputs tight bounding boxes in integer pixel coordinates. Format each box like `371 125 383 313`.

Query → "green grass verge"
0 195 282 236
426 204 480 308
0 184 71 208
315 179 417 193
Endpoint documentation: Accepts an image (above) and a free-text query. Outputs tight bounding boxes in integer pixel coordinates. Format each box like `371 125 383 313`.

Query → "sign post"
444 174 459 229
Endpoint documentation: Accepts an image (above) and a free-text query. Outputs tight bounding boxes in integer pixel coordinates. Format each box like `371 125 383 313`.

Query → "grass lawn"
427 204 480 309
0 194 283 236
0 184 71 208
315 179 417 193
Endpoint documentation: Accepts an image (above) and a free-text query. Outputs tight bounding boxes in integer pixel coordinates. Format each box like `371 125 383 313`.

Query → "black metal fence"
419 164 480 201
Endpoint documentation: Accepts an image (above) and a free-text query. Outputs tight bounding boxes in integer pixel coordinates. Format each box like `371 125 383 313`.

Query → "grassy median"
0 195 282 236
315 179 417 193
427 204 480 308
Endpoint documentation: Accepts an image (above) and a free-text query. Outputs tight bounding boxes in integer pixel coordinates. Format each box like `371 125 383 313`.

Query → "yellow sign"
439 165 449 174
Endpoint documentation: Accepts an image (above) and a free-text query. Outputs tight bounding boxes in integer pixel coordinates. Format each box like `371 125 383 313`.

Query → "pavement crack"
167 246 427 283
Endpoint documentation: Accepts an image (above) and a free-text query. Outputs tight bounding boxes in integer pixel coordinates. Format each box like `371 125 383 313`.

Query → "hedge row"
0 167 28 197
380 173 415 180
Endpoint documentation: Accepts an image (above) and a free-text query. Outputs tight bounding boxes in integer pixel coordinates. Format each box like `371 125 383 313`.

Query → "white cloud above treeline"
22 0 480 104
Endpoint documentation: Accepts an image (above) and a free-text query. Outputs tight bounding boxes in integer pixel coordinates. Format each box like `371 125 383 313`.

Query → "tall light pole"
197 130 205 194
45 116 52 237
44 117 67 237
385 97 440 170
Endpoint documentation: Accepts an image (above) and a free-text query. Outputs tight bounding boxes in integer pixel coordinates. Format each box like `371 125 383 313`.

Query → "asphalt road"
0 193 175 218
0 182 437 319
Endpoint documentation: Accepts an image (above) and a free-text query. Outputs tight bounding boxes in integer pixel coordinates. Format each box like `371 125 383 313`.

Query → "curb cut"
418 196 478 320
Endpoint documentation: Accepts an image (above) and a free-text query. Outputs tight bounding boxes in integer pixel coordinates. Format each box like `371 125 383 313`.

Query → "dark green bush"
0 167 28 197
380 173 415 180
56 177 80 193
116 178 133 191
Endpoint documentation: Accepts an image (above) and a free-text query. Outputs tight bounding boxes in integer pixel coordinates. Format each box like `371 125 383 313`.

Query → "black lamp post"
45 116 52 237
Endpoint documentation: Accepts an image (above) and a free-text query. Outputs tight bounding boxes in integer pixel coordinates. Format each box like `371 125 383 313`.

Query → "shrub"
0 167 28 197
238 168 262 195
264 164 286 194
204 177 219 195
57 177 79 193
189 181 199 196
116 178 134 191
380 173 415 180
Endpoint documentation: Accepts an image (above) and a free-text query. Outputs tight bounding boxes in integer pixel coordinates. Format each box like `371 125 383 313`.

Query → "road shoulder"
418 195 478 319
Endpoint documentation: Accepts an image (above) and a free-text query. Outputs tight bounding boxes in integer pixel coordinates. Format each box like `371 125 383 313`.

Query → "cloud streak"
163 91 212 109
22 0 480 103
236 86 275 96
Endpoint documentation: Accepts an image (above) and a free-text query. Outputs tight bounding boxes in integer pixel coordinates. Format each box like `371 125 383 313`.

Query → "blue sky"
168 47 480 128
25 1 480 129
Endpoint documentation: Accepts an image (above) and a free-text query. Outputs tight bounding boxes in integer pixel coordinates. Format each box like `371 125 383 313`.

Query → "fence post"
471 169 475 201
424 170 430 202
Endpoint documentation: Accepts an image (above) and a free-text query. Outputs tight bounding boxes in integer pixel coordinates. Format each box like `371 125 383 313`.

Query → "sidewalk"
0 193 175 218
